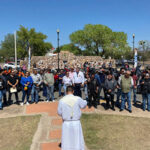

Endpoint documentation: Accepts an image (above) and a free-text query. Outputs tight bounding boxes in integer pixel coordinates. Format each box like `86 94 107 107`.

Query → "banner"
134 49 138 68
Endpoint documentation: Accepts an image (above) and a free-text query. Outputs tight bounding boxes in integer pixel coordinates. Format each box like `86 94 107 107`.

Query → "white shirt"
63 76 72 85
31 73 42 85
72 71 85 84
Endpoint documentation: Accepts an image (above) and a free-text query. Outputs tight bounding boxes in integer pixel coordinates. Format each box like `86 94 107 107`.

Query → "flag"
134 49 138 68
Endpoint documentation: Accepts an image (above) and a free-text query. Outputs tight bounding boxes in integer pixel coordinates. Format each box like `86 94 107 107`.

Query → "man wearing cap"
58 86 87 150
72 67 85 97
119 70 134 113
31 68 42 104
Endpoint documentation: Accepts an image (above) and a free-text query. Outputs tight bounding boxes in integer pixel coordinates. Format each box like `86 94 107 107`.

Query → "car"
3 62 20 69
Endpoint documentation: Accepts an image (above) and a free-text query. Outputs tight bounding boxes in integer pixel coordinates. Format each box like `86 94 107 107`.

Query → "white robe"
58 94 87 150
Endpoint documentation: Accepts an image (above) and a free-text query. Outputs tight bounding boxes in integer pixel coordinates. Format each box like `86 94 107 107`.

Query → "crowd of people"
0 61 150 113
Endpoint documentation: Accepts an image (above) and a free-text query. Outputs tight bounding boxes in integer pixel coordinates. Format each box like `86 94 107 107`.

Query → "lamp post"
57 29 60 71
142 41 145 66
139 40 146 67
132 34 135 56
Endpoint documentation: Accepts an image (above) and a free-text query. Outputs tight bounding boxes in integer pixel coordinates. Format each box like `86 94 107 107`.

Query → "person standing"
95 70 101 100
57 86 87 150
140 73 150 111
58 70 65 97
20 71 33 106
87 73 99 108
1 70 8 106
43 68 55 102
116 68 125 107
72 67 85 97
132 71 138 104
104 73 117 111
119 71 133 113
62 72 72 95
31 69 42 104
0 70 5 110
7 70 19 105
69 68 74 81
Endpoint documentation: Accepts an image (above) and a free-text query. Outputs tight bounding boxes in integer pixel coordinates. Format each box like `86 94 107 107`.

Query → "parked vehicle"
3 62 20 69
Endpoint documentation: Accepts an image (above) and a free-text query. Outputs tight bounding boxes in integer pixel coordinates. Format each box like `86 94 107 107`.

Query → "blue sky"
0 0 150 48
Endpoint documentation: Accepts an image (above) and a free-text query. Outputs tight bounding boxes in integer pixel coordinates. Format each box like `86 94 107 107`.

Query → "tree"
0 25 53 60
70 24 131 58
17 26 53 57
55 43 82 55
0 34 15 60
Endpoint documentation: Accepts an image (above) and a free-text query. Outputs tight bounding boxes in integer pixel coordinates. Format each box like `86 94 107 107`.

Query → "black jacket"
140 78 150 94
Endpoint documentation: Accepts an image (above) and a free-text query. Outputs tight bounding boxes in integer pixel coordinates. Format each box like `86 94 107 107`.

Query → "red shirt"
54 74 58 82
132 75 138 87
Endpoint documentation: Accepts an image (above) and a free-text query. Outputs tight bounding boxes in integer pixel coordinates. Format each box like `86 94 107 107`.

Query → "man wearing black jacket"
7 70 19 105
87 73 99 108
104 73 117 111
140 73 150 111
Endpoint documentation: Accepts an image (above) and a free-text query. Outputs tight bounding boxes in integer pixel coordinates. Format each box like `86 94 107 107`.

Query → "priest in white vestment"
58 86 87 150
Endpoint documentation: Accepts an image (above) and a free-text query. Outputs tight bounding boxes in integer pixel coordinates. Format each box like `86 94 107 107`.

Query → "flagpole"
28 46 31 70
14 31 17 68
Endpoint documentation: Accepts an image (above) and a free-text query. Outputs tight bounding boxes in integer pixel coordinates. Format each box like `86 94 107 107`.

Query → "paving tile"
52 119 62 126
49 129 62 139
26 101 95 115
41 142 61 150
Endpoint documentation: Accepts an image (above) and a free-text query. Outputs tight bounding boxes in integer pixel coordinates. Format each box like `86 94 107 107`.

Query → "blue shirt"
95 74 101 86
20 76 33 88
58 74 65 84
99 73 105 83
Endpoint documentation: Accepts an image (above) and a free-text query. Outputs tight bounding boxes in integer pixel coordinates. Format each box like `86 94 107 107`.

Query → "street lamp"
132 34 135 56
57 29 60 71
139 40 146 67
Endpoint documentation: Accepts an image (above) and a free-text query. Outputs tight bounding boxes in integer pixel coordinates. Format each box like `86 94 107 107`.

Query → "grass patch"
0 115 41 150
81 114 150 150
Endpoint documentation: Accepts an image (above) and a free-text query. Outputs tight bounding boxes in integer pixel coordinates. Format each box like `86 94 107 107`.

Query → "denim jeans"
63 84 67 96
121 92 131 111
22 87 31 103
43 83 47 97
142 94 150 111
46 85 54 101
84 84 88 99
133 88 137 103
0 90 3 108
116 89 122 105
31 85 39 103
2 89 7 104
59 83 62 96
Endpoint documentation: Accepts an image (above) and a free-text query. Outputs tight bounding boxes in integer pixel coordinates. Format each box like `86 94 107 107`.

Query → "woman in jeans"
20 71 33 106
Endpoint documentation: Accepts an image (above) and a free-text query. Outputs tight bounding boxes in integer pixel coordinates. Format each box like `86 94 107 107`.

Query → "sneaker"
26 102 30 105
20 103 24 106
46 100 49 102
52 100 55 102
